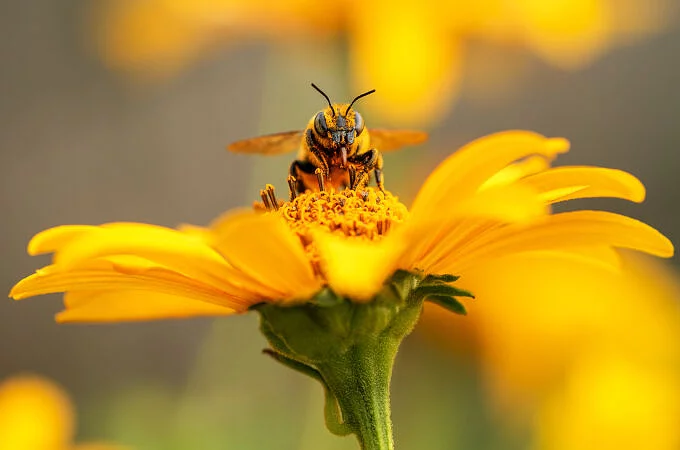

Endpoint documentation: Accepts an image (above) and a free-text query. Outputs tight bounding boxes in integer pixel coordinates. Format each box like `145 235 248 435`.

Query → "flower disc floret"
278 187 408 243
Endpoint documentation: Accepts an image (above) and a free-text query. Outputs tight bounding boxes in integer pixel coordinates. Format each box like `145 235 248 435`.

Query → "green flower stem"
315 338 397 450
255 270 469 450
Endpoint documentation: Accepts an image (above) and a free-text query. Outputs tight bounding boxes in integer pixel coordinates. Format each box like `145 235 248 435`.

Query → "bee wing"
368 129 429 152
227 130 304 155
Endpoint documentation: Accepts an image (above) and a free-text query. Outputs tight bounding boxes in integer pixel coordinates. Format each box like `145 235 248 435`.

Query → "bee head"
311 84 374 154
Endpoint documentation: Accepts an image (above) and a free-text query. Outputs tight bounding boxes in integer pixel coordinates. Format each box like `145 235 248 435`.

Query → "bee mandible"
228 84 428 198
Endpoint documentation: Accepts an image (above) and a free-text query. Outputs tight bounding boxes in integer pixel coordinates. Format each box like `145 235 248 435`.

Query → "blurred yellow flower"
421 248 680 449
0 374 124 450
538 352 680 450
10 131 673 323
91 0 672 124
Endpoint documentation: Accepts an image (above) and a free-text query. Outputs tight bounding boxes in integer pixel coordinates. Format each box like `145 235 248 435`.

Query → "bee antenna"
311 83 335 117
345 89 376 115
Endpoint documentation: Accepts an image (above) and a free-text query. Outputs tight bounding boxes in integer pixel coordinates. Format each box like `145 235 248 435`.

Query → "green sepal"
421 273 460 284
426 294 467 315
263 349 352 437
262 349 321 381
312 287 343 307
389 269 422 301
414 283 475 300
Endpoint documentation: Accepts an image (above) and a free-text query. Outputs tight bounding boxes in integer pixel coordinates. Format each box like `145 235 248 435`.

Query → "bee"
228 84 428 198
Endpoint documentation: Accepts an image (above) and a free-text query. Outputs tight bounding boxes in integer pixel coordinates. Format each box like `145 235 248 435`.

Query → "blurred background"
1 0 680 448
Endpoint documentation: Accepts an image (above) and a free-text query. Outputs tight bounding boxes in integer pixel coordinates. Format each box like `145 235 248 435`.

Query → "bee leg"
352 171 371 191
286 175 298 201
374 168 385 193
289 159 317 197
349 149 380 190
348 166 357 190
305 129 330 178
374 153 385 193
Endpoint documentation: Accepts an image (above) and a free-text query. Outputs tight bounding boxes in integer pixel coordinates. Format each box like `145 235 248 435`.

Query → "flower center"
279 188 408 240
255 185 408 269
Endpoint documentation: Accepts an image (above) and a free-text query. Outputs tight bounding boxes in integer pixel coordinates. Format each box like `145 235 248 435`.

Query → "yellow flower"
420 248 680 448
10 131 673 322
537 352 680 450
0 374 124 450
91 0 671 124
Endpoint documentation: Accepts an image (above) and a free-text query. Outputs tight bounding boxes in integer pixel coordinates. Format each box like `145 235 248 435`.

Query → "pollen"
279 187 408 241
252 186 408 272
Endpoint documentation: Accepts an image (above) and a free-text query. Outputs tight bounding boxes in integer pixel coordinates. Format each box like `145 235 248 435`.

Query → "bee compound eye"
314 111 328 136
354 112 365 135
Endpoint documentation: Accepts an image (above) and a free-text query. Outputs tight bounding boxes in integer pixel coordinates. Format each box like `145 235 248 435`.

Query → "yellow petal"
191 212 324 299
402 183 547 272
57 290 236 323
531 247 623 273
443 184 548 223
537 186 587 204
411 131 569 216
520 166 646 204
480 155 551 190
204 208 257 238
457 247 623 274
0 375 74 449
210 211 322 303
449 211 674 273
28 225 99 255
400 217 500 274
315 232 405 301
38 223 246 297
11 256 251 312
